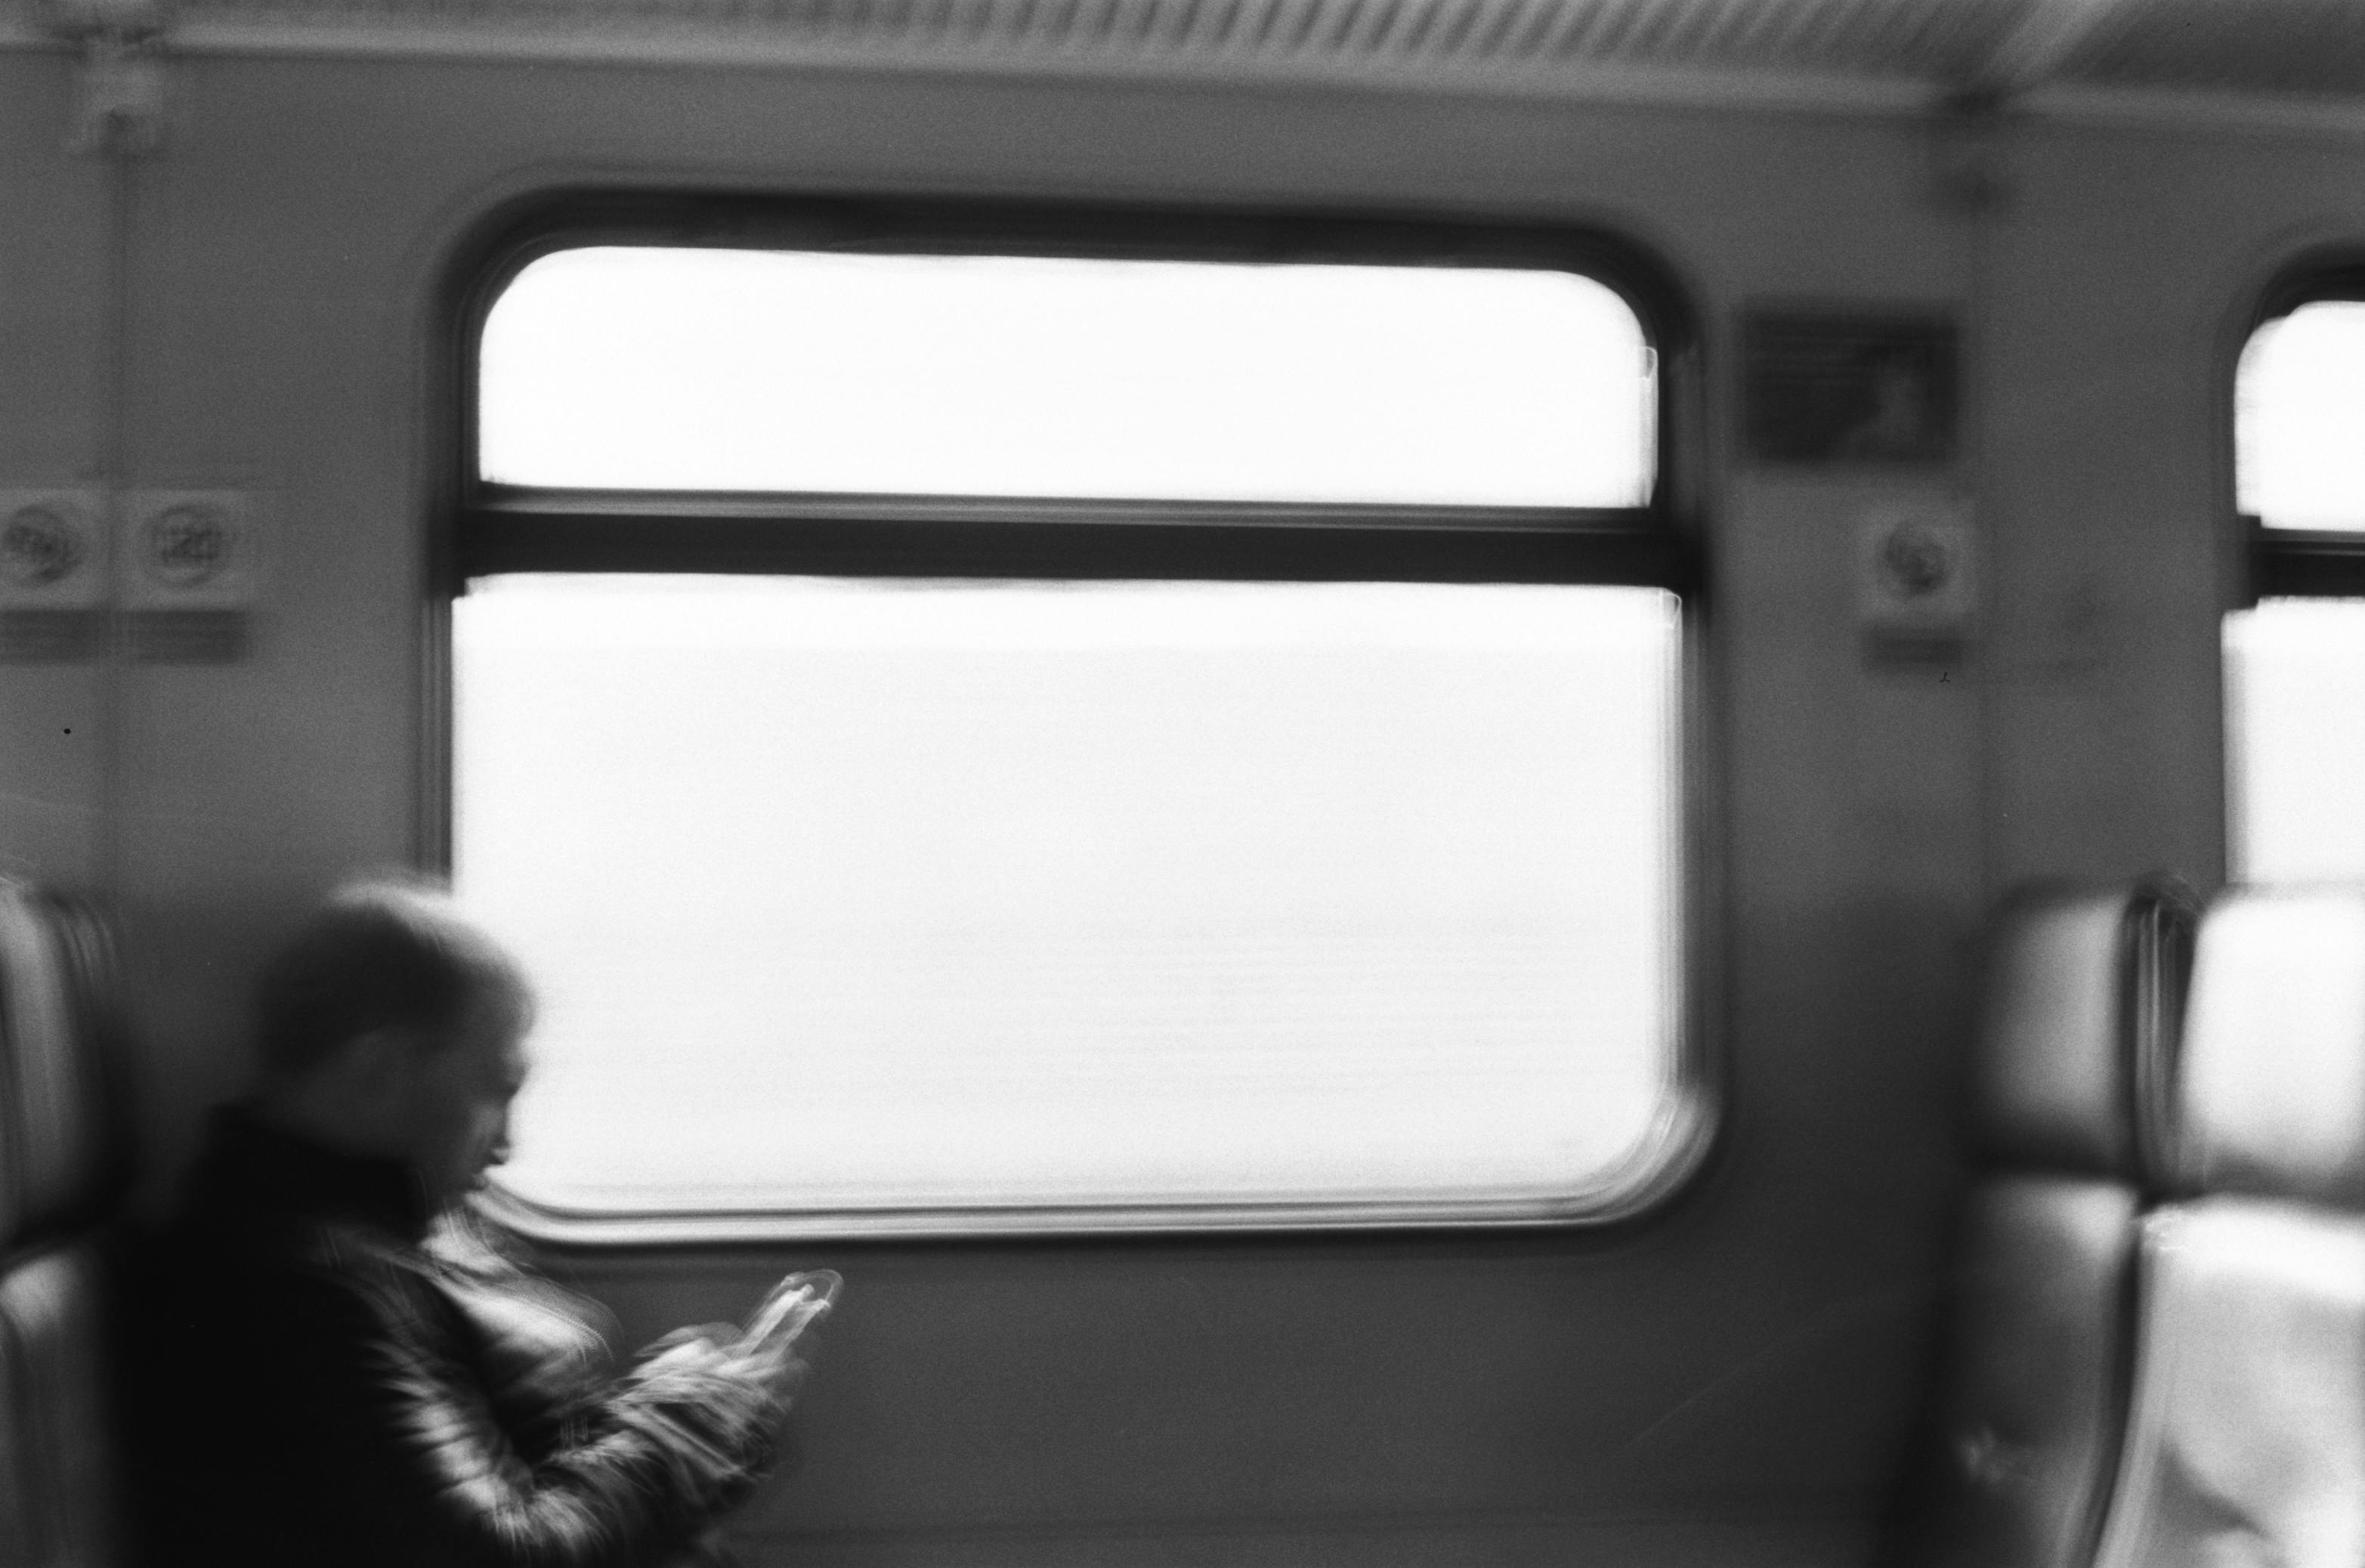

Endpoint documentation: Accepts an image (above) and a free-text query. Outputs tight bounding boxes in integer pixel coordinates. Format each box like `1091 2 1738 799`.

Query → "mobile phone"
745 1268 842 1346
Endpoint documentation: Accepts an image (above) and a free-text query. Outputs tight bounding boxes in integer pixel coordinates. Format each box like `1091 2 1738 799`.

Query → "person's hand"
723 1328 813 1404
636 1273 836 1404
638 1322 742 1369
741 1271 837 1350
733 1275 834 1399
635 1320 810 1404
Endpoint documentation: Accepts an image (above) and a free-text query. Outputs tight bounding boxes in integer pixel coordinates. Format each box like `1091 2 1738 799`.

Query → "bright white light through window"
455 577 1684 1217
2227 599 2365 882
479 248 1654 506
2239 301 2365 530
2230 304 2365 882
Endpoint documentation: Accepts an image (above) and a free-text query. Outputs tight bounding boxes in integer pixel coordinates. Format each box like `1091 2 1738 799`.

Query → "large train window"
2229 294 2365 882
444 201 1698 1236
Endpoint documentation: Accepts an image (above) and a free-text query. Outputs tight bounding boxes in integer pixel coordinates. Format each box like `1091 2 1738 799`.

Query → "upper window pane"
478 248 1654 506
2239 301 2365 530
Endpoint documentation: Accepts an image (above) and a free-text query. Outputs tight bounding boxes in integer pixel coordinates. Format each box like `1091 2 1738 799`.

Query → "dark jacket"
118 1108 786 1568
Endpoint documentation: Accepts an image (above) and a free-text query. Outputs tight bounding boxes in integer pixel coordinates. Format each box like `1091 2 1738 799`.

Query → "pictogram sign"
0 492 107 608
119 490 265 608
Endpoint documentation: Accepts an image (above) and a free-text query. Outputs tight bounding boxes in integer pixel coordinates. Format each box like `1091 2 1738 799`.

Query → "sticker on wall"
119 490 265 609
0 491 107 608
1857 499 1975 663
0 490 110 662
1742 310 1959 468
119 490 266 663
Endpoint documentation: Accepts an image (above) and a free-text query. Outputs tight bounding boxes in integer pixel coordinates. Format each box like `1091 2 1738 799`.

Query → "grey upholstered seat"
2090 887 2365 1568
1896 880 2196 1568
0 880 125 1568
0 1240 118 1568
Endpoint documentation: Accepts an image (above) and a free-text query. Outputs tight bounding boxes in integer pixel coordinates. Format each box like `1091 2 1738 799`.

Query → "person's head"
252 878 534 1205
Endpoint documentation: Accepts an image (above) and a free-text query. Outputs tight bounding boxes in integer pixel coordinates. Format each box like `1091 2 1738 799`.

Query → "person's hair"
253 877 531 1081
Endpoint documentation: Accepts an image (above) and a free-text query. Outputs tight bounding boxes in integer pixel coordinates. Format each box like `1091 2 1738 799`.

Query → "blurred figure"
116 880 826 1568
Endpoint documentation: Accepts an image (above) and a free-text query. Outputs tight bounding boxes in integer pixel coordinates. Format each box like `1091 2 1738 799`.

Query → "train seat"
0 881 127 1568
1891 880 2197 1568
2089 887 2365 1568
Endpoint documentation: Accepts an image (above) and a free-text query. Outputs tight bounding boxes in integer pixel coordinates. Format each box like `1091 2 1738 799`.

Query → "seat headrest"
1975 880 2194 1183
0 1239 119 1567
2178 887 2365 1206
0 883 115 1248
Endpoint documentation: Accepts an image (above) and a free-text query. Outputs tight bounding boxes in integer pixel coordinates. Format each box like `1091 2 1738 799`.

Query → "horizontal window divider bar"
473 485 1657 531
458 503 1693 588
2255 532 2365 598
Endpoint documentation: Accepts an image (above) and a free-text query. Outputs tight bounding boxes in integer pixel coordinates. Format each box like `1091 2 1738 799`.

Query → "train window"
477 248 1653 506
2229 299 2365 882
448 211 1695 1233
2236 301 2365 533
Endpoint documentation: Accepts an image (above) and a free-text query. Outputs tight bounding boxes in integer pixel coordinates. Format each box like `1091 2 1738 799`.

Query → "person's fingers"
642 1323 739 1361
731 1339 811 1398
770 1296 831 1341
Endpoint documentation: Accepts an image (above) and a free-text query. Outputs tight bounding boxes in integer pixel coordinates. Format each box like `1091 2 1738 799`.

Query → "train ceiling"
7 0 2365 122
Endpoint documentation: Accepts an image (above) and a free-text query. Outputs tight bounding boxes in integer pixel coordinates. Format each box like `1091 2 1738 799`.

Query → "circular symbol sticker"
144 502 237 589
1 505 85 589
1877 521 1952 600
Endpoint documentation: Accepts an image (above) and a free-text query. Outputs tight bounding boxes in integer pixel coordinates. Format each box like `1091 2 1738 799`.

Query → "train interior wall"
0 45 2309 1565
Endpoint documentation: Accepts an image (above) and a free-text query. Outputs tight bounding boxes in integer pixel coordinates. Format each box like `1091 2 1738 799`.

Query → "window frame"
2234 259 2365 602
426 190 1717 1242
2224 259 2365 889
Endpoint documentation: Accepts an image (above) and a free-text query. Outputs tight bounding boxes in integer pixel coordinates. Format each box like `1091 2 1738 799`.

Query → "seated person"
118 880 829 1568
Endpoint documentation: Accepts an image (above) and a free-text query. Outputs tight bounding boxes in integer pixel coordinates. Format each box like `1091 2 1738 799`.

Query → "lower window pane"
2227 598 2365 883
454 576 1685 1221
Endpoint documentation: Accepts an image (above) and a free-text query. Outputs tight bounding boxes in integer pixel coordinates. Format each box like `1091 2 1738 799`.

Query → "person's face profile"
396 998 531 1205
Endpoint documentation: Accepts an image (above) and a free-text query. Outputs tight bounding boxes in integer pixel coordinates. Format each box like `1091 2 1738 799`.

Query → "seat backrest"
2172 888 2365 1206
1893 879 2197 1568
0 886 118 1249
0 880 126 1568
1970 881 2194 1189
2091 886 2365 1568
0 1242 118 1568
